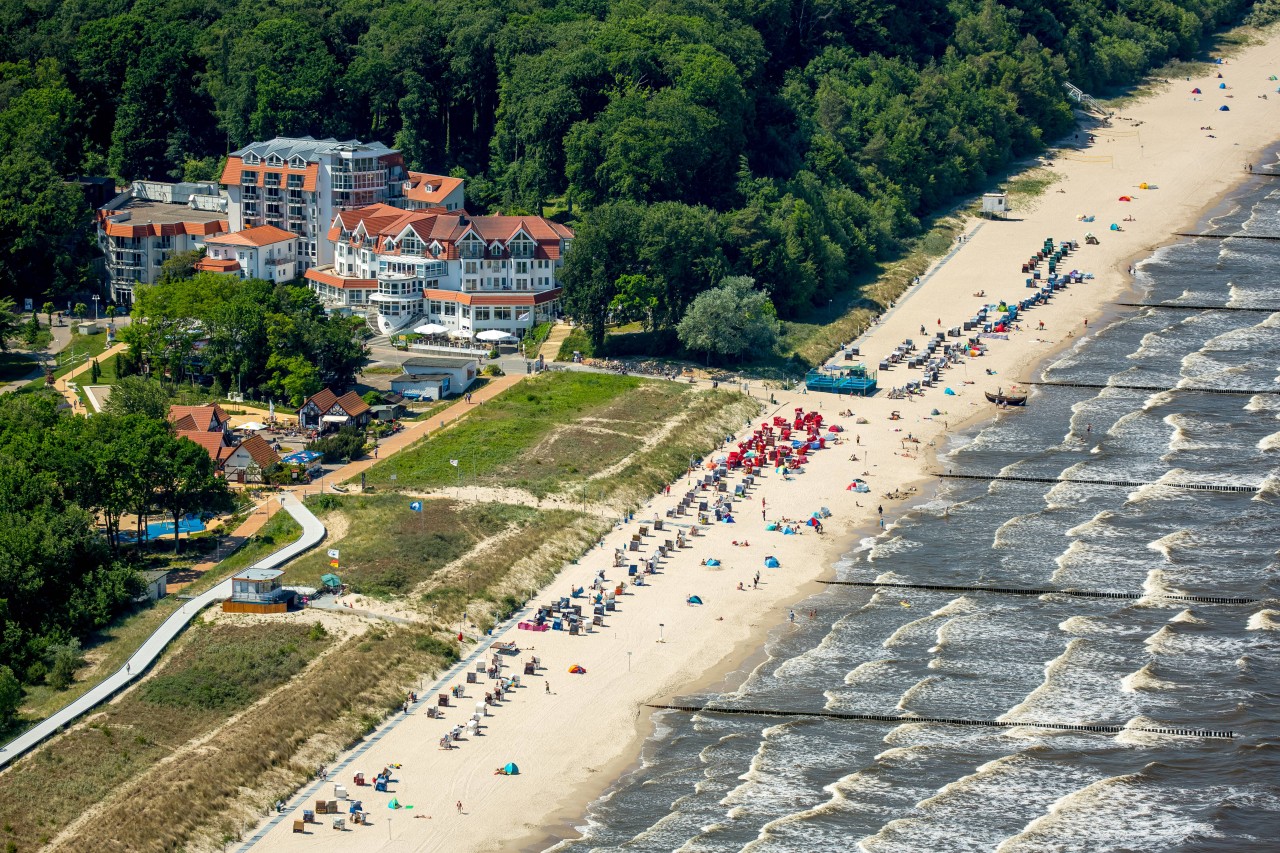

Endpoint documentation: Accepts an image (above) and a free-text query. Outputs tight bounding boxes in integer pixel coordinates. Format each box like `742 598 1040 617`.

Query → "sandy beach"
246 33 1280 853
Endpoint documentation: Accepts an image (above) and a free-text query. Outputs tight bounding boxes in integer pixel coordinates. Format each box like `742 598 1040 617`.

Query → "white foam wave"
1169 609 1205 625
1246 609 1280 631
1120 662 1177 692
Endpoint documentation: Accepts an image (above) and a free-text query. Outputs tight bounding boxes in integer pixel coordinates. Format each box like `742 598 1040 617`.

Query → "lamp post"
91 294 99 322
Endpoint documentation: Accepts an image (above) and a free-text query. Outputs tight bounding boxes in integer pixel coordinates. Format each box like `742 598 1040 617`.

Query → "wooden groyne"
936 472 1259 493
646 704 1234 740
816 579 1256 605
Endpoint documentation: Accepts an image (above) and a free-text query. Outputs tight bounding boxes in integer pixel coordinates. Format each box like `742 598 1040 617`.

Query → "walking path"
0 493 326 771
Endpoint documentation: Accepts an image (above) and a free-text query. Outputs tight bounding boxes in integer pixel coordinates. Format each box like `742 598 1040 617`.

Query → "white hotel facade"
304 204 572 336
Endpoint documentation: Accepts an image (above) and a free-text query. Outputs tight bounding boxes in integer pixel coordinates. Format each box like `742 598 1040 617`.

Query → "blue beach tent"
764 556 780 568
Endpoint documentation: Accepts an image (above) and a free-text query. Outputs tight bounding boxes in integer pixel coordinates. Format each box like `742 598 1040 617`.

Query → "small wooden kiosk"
223 568 294 614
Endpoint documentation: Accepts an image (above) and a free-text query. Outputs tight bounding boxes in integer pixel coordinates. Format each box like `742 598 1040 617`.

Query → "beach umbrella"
448 328 473 339
743 450 758 459
414 323 448 335
239 421 267 431
476 329 515 342
321 573 341 588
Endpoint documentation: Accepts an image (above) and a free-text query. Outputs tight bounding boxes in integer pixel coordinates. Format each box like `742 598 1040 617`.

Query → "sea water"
549 175 1280 851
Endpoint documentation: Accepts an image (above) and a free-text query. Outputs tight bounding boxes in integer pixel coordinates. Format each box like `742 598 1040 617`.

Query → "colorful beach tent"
705 558 721 566
1218 82 1227 89
503 762 520 775
1118 196 1132 201
568 664 586 674
944 387 956 396
1110 223 1121 231
764 556 780 568
1219 105 1231 111
1191 87 1201 93
687 595 704 605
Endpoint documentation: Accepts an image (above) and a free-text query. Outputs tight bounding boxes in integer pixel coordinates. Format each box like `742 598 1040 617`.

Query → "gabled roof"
234 433 281 469
304 267 376 289
176 429 233 464
300 389 339 414
333 391 371 418
207 224 296 248
168 404 229 431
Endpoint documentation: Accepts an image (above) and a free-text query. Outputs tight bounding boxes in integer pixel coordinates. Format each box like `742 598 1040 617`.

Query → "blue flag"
409 501 423 512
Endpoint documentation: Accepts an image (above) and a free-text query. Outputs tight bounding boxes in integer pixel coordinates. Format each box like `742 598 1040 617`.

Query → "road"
0 492 326 771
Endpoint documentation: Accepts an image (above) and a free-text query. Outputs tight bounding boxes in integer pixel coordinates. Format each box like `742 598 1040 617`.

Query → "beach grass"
0 622 330 853
284 494 534 595
0 619 460 853
424 508 608 629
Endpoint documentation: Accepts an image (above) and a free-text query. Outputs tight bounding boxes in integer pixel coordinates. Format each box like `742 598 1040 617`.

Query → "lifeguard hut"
981 192 1009 219
223 568 294 614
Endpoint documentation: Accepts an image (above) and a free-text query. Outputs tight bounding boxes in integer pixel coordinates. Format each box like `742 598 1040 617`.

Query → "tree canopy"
0 0 1250 327
677 276 780 362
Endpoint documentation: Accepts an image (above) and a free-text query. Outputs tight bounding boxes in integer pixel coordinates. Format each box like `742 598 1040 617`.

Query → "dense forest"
0 0 1256 332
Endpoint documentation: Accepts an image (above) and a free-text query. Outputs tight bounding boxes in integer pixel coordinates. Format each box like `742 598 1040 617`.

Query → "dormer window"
290 156 307 169
267 154 283 166
490 242 503 256
430 241 443 256
244 153 260 165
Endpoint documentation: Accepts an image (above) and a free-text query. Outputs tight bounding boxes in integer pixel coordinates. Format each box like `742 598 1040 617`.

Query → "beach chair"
654 519 664 531
628 540 639 551
334 784 348 800
332 816 346 830
467 671 477 683
665 539 675 552
293 820 306 833
303 810 316 823
639 525 649 536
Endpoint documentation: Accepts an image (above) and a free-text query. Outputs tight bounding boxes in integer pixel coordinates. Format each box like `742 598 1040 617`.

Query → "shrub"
412 635 460 664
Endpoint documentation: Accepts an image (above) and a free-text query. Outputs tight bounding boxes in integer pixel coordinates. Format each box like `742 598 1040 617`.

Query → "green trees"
0 296 17 350
125 273 364 398
677 276 779 363
104 376 171 420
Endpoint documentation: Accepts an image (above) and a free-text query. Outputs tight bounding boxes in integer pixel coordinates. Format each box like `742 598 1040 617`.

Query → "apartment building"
304 204 572 336
195 224 298 281
97 181 228 305
219 136 408 272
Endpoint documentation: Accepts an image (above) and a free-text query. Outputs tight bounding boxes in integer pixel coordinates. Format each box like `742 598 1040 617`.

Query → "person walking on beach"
545 681 550 694
457 800 464 814
789 610 795 623
877 505 883 517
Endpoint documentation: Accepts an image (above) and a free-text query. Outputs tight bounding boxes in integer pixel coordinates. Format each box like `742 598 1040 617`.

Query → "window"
444 302 457 316
288 174 303 189
241 171 258 185
515 261 528 275
464 261 477 274
474 306 490 321
462 305 471 319
430 300 442 316
493 306 512 321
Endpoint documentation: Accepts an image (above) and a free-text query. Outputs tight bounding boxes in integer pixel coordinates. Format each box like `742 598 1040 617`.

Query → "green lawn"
358 371 662 495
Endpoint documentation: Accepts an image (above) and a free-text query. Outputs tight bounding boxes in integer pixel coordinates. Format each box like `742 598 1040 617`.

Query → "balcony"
263 257 294 266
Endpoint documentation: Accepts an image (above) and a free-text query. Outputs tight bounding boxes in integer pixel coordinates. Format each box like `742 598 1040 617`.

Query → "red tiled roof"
334 391 371 418
220 158 319 192
300 388 338 415
168 404 229 431
235 433 281 469
177 429 233 464
208 224 297 248
404 172 465 204
420 287 562 306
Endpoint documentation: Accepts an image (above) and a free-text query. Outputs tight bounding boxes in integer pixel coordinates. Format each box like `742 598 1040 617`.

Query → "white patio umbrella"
414 323 449 335
238 421 267 432
475 329 515 342
448 328 473 339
